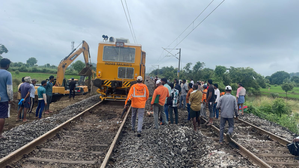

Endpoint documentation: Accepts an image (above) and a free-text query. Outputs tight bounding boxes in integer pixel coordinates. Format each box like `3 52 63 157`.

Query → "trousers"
131 108 145 132
169 106 178 124
69 89 75 99
35 100 45 119
187 103 191 120
179 95 186 109
154 104 167 129
28 97 35 113
163 104 169 123
213 102 219 118
45 95 52 111
219 117 234 142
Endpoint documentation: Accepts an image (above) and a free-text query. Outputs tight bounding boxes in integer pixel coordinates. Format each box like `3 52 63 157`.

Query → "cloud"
1 0 299 76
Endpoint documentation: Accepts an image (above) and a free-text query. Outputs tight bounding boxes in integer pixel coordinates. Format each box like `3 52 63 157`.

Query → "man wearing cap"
150 79 169 129
0 58 13 138
125 76 149 137
28 79 37 114
69 78 76 100
216 85 238 144
17 76 32 122
45 76 54 113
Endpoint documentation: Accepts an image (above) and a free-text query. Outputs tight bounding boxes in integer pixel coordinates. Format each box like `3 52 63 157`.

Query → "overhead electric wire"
167 0 215 49
121 0 136 43
157 0 215 62
171 0 225 50
124 0 138 43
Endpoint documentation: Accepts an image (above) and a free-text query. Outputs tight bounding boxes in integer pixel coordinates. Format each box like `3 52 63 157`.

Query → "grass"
11 72 80 92
260 84 299 99
244 96 299 134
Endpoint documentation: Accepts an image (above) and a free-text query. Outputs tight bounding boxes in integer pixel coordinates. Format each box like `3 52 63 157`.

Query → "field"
11 72 80 92
260 84 299 99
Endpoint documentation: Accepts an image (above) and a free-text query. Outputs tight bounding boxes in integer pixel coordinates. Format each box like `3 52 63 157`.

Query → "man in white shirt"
213 84 220 119
28 79 36 113
190 79 194 85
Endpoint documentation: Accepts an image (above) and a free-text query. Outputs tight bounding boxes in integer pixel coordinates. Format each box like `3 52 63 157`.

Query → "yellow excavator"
35 40 93 99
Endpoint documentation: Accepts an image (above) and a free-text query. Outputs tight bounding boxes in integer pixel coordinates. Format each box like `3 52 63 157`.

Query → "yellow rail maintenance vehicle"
93 36 146 101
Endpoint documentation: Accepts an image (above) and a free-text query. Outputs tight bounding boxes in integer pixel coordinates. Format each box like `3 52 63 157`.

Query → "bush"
13 79 21 86
272 98 291 117
15 70 20 75
271 93 279 98
274 84 278 87
18 66 28 72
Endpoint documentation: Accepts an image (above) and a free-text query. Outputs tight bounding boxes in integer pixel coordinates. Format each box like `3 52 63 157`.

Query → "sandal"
23 119 28 122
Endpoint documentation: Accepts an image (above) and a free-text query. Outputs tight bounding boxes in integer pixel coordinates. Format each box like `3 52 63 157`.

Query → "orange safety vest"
125 83 149 108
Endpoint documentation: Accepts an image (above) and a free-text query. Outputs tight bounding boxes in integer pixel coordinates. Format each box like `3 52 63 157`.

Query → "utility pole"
178 48 181 78
162 47 181 78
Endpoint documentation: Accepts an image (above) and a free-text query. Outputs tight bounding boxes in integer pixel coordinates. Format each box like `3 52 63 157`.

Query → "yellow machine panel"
93 39 146 100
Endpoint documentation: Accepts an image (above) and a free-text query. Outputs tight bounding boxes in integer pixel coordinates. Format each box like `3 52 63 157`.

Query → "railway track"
203 117 299 168
0 100 131 168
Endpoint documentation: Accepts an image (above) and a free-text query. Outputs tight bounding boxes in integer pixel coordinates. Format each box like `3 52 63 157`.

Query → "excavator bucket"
79 66 93 76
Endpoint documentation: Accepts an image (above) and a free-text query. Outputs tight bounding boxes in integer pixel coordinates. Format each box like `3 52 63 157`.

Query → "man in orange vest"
125 76 149 137
150 79 169 129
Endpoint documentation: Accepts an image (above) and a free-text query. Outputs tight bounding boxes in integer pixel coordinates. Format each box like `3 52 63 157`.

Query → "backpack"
175 84 181 93
288 142 299 156
167 92 174 106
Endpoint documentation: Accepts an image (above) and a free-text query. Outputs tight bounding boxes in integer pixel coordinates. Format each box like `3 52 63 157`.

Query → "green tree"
281 83 294 99
214 65 227 78
0 44 8 56
270 71 290 85
71 60 85 73
26 57 37 67
291 76 299 83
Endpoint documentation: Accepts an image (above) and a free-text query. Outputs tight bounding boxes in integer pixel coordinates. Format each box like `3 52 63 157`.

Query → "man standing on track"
150 79 169 129
161 78 171 123
186 83 193 121
28 79 36 114
179 79 188 110
217 85 238 144
236 83 246 115
17 76 32 122
189 84 202 131
0 58 13 139
213 84 220 119
45 76 54 114
125 76 149 137
206 79 215 125
69 78 76 100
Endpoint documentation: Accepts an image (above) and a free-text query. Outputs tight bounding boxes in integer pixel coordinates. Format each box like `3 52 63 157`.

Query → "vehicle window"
103 46 135 63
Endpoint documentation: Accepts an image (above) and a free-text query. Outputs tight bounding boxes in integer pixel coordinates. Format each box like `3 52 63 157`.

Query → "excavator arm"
55 40 91 86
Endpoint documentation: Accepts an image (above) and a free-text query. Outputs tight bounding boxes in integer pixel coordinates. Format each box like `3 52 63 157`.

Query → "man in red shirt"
150 80 169 129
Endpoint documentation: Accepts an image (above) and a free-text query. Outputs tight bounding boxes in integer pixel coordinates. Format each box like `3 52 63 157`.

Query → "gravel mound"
0 95 101 158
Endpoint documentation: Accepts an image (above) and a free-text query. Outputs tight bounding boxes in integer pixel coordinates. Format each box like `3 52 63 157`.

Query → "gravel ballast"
0 95 101 158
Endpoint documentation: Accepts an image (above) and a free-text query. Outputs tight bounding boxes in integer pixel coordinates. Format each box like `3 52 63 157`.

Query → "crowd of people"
0 58 77 139
126 75 246 144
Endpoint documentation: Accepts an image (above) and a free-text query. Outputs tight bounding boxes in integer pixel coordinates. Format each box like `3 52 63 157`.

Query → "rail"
100 105 131 168
201 117 272 168
0 101 103 167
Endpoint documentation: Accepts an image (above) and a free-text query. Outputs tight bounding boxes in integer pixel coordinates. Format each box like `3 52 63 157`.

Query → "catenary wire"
124 0 138 43
121 0 136 43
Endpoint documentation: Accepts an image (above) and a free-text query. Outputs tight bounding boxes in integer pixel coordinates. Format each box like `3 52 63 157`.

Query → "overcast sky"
1 0 299 76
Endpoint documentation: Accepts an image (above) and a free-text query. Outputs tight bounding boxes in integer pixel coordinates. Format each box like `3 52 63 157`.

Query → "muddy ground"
4 92 97 131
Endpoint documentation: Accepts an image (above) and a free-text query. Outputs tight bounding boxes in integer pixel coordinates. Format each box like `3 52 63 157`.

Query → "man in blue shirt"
45 76 54 113
0 58 13 138
17 76 32 122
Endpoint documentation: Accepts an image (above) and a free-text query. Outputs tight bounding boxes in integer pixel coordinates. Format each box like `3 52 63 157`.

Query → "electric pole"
178 48 181 78
162 47 181 78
